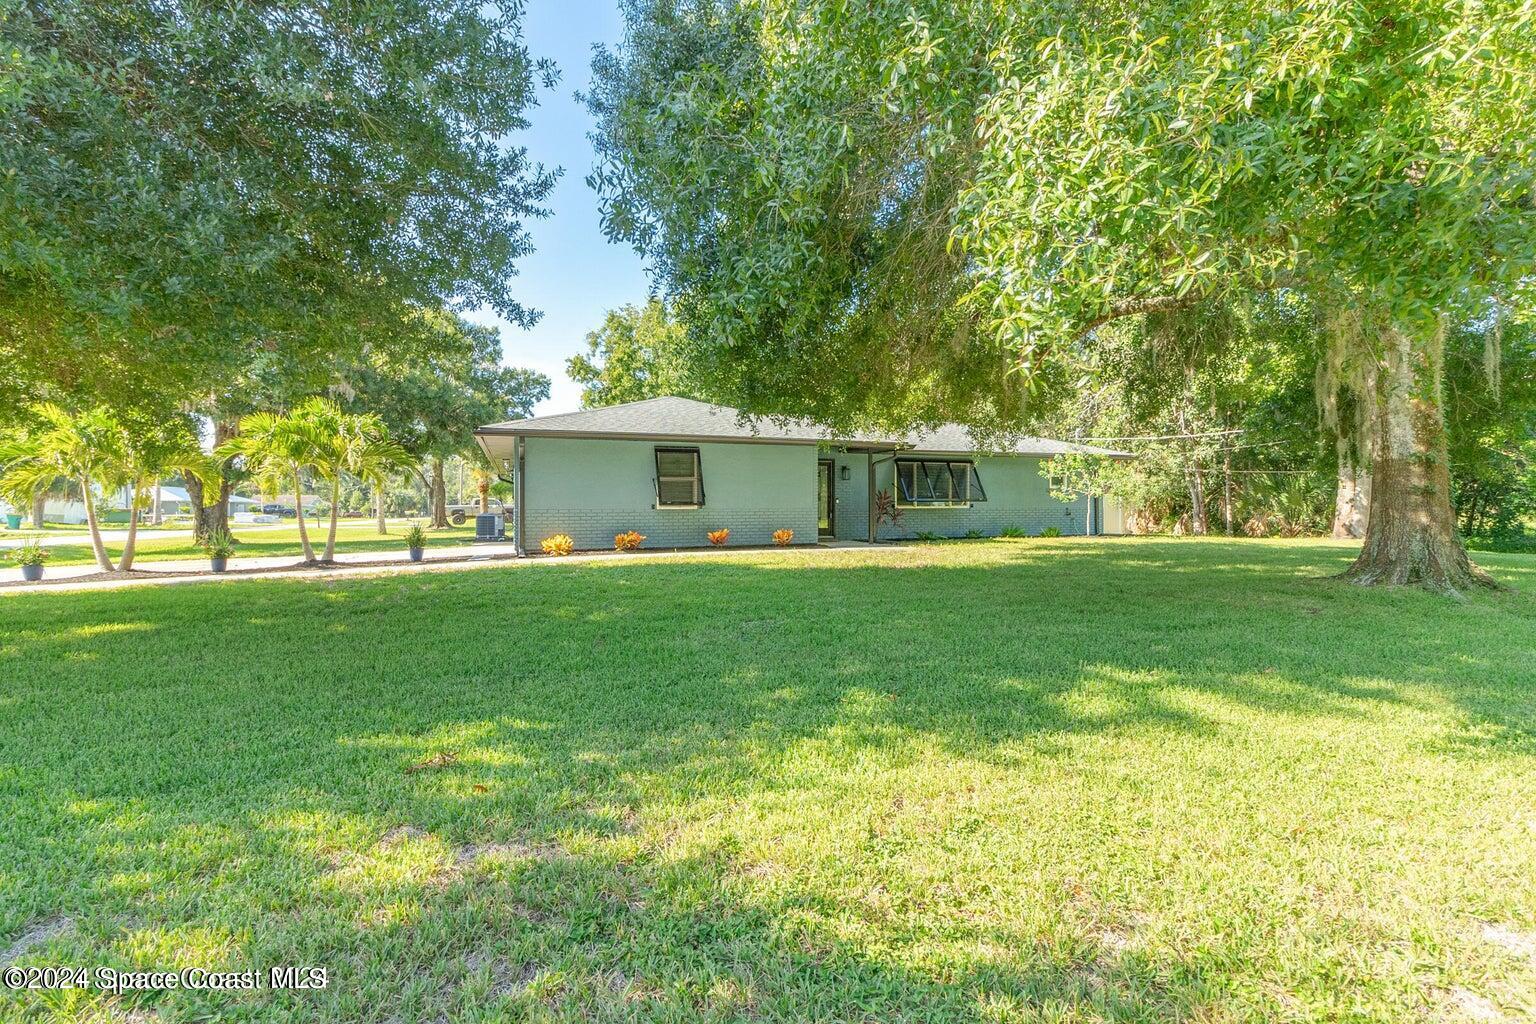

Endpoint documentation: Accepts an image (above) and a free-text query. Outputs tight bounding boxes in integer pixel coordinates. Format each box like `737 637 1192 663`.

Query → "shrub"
614 530 646 551
914 531 942 542
540 533 575 556
872 489 906 531
1039 526 1062 538
707 528 730 546
403 522 428 549
9 540 48 566
201 529 236 558
998 525 1027 538
964 529 984 540
771 528 794 546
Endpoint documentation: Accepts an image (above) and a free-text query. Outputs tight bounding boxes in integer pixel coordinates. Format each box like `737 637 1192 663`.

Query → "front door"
817 460 835 538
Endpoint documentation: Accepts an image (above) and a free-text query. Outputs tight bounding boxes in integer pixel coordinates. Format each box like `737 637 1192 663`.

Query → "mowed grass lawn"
2 539 1534 1023
23 523 476 567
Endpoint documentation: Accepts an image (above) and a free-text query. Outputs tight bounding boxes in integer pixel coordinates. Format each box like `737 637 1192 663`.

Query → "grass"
2 538 1534 1023
10 523 477 567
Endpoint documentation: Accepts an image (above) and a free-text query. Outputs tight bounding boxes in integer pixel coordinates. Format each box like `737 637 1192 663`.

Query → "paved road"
1 540 523 586
0 518 428 550
1 540 884 592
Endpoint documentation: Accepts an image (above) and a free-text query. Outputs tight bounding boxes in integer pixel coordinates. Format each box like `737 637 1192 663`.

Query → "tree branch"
1076 293 1205 338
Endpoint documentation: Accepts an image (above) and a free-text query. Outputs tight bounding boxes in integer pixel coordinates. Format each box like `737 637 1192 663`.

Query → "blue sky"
465 0 651 415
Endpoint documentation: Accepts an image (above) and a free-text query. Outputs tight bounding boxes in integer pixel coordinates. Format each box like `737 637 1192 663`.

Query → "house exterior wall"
827 450 871 541
873 454 1091 539
521 436 819 551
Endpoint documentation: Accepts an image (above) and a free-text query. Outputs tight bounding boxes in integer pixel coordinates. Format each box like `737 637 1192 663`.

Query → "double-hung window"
654 447 704 507
894 459 986 507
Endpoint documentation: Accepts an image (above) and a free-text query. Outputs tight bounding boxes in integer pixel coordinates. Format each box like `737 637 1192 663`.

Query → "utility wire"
1072 428 1246 442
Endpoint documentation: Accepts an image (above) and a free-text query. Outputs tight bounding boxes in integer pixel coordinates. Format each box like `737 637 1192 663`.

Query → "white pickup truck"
445 503 509 527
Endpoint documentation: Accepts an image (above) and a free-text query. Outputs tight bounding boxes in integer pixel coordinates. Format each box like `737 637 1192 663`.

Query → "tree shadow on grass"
2 540 1534 1019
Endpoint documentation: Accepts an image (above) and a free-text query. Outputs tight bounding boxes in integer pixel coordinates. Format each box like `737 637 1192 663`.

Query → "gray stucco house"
474 397 1129 554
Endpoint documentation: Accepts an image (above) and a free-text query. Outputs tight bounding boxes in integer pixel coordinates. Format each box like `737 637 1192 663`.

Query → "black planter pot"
210 557 228 573
408 547 424 562
21 564 43 582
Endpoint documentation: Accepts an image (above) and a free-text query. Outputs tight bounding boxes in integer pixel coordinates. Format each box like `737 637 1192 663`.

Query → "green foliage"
7 539 48 566
200 530 236 560
1447 317 1536 539
588 1 1536 427
403 522 429 550
566 299 701 408
346 311 550 462
1041 295 1333 533
1 0 556 413
1039 526 1063 538
0 405 126 508
914 531 942 543
998 526 1028 538
964 529 984 540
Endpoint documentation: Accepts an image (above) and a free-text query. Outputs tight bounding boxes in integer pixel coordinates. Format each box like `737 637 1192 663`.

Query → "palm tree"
470 463 495 514
0 405 128 571
116 423 219 571
319 409 408 562
217 406 323 563
348 427 412 538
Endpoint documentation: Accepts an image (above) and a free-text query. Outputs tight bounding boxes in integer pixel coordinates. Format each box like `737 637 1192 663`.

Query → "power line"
1074 428 1246 442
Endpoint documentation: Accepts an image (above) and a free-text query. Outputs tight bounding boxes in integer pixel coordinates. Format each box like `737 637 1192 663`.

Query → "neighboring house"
39 487 260 525
475 397 1130 554
109 486 260 517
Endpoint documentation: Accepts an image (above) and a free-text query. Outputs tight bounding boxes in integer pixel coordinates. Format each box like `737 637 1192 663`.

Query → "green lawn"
2 539 1534 1023
14 523 476 567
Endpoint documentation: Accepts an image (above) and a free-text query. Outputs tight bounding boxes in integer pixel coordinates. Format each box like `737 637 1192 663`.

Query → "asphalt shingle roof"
477 396 1129 458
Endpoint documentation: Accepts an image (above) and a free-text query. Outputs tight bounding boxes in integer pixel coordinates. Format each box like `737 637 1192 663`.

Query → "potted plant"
404 522 428 562
202 529 235 573
11 540 48 582
4 512 21 530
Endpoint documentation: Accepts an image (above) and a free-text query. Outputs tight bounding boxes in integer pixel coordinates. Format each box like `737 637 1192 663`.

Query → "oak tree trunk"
1331 436 1370 539
1342 324 1494 592
191 420 237 542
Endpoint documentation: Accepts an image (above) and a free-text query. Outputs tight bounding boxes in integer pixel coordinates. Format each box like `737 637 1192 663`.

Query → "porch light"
839 465 850 481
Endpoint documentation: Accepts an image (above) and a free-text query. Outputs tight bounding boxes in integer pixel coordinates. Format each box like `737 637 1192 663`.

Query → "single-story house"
474 397 1130 554
109 485 260 517
37 486 259 525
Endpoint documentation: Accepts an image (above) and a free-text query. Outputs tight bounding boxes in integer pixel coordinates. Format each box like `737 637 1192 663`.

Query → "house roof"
478 396 1130 458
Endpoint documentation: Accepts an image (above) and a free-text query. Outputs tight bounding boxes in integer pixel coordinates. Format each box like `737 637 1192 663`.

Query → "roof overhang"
473 427 828 446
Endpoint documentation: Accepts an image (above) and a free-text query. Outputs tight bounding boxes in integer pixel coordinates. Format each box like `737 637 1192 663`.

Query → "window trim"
653 446 705 508
893 458 987 508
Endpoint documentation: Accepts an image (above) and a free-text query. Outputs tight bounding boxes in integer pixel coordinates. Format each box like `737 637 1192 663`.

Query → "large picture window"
654 447 704 507
894 459 986 507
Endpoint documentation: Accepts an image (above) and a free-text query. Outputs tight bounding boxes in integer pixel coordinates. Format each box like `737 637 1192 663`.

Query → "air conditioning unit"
474 513 505 542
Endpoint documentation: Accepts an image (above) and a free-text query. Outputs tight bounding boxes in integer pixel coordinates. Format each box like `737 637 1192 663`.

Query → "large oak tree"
1 0 556 416
588 0 1536 591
